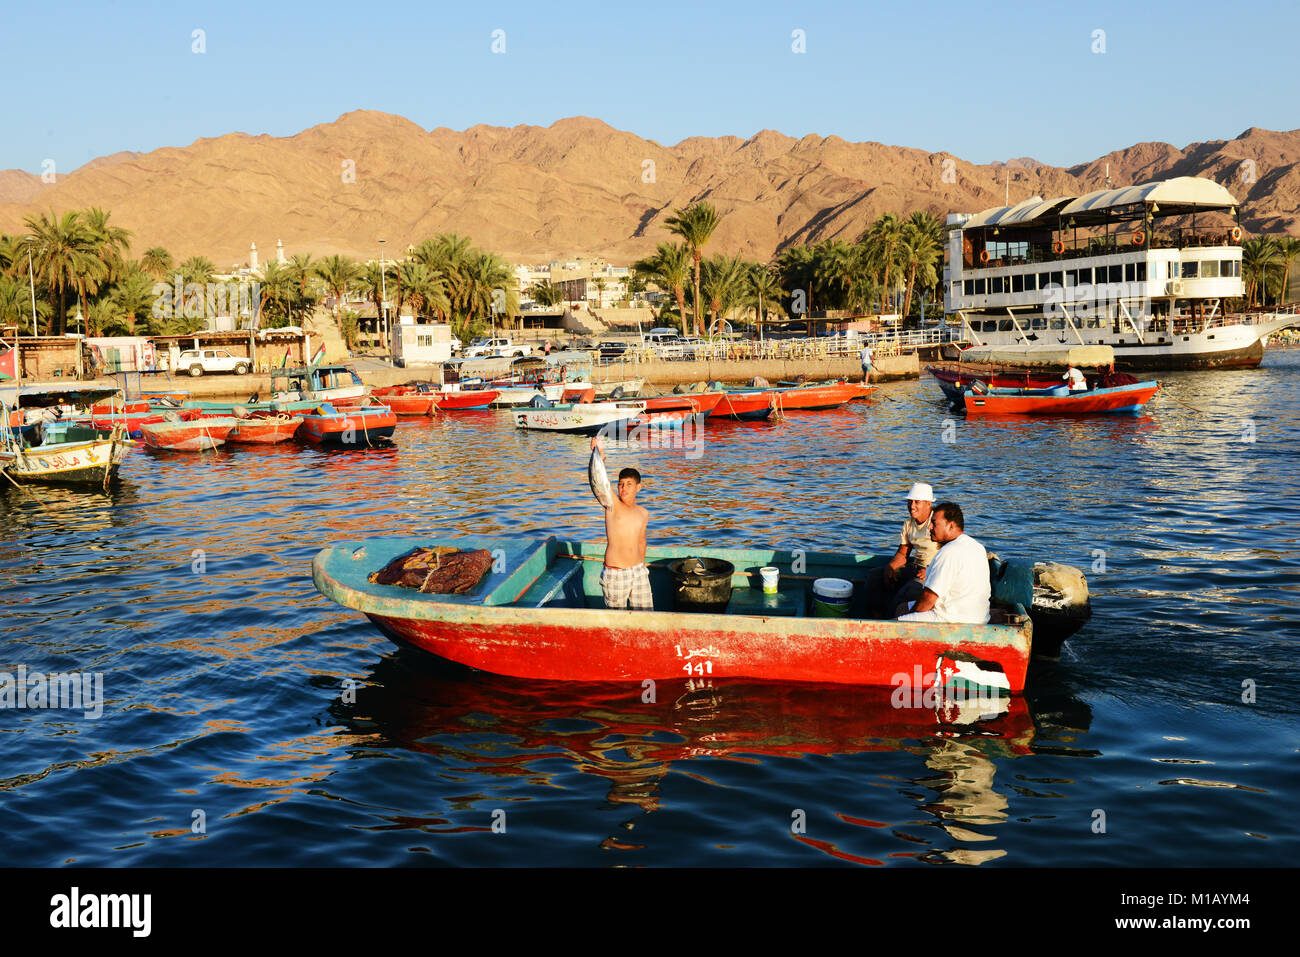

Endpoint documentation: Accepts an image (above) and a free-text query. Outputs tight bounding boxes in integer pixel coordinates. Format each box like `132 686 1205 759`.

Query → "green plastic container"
811 577 853 617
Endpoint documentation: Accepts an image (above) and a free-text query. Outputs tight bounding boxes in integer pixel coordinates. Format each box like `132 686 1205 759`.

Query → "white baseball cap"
906 482 934 502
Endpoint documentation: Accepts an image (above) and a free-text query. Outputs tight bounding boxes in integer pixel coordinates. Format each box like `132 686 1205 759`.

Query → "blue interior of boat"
318 535 1035 621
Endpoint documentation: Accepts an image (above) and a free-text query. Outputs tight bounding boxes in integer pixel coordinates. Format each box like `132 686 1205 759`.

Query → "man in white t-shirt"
1062 365 1087 391
859 344 874 382
896 502 991 624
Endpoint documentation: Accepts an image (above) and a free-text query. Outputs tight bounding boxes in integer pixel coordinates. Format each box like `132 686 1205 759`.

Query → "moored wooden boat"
312 536 1053 689
371 386 436 415
0 384 134 485
713 391 775 421
140 415 239 451
270 364 370 408
298 402 397 445
227 413 304 444
512 401 644 434
963 380 1161 415
431 389 499 411
927 365 1064 403
762 381 861 411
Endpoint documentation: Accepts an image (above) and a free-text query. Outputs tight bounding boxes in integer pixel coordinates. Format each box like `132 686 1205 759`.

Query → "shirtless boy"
590 435 652 609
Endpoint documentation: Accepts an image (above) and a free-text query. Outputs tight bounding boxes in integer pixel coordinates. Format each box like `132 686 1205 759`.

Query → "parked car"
655 337 687 360
175 348 251 377
597 340 630 359
463 337 531 359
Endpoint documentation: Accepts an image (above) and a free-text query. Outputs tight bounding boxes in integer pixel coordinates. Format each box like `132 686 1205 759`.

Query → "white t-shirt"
898 533 990 623
1063 367 1086 391
860 346 874 365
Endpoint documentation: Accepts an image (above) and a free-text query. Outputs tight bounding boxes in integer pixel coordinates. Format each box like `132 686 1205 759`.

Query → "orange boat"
963 381 1161 416
747 381 861 411
371 387 435 416
228 413 304 444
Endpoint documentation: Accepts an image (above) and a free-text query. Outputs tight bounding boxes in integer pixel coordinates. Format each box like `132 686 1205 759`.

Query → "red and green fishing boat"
312 536 1090 691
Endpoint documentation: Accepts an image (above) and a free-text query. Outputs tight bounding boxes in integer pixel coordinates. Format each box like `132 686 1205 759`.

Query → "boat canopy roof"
545 350 592 366
0 383 124 408
957 176 1239 232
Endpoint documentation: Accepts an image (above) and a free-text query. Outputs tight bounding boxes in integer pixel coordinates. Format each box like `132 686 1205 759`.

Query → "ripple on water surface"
1 353 1298 865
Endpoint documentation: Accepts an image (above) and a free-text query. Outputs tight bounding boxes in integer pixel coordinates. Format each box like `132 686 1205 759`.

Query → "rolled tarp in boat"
959 344 1114 369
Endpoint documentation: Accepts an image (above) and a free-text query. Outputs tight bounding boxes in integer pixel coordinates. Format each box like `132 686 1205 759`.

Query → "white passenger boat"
512 401 644 434
945 175 1300 369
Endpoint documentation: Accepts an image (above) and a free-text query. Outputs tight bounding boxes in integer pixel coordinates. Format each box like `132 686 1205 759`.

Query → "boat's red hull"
964 383 1160 415
763 382 860 411
140 420 236 450
642 392 725 415
228 416 302 443
714 393 774 420
432 390 500 410
374 391 436 415
299 408 397 443
367 612 1031 690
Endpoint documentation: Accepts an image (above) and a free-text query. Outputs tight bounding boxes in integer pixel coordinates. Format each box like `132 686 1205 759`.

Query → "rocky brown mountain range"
1 111 1296 267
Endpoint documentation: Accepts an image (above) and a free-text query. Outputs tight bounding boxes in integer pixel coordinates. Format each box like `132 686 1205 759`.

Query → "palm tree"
775 245 817 320
530 280 564 308
140 247 174 280
632 242 691 332
1242 237 1281 307
23 210 104 335
395 260 445 322
463 251 517 332
863 213 904 312
285 253 316 326
0 275 37 332
744 263 785 334
664 202 721 335
258 261 295 327
82 207 133 286
315 254 364 327
899 212 944 317
1274 236 1300 304
359 260 394 336
702 253 749 333
107 268 159 335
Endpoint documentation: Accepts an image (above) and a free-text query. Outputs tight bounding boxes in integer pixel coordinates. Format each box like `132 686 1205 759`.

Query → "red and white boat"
140 414 239 451
311 536 1087 691
227 413 304 444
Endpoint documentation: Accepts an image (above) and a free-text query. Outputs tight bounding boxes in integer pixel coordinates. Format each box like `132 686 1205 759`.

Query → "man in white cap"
871 482 938 615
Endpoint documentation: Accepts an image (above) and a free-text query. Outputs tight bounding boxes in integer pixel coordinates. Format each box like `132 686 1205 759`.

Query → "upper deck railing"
963 228 1239 270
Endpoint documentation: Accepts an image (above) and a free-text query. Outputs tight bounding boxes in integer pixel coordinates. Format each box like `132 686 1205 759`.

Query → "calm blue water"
2 352 1298 866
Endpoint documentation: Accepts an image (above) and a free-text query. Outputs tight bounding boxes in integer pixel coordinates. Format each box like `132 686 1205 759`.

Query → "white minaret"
276 238 286 264
249 242 259 272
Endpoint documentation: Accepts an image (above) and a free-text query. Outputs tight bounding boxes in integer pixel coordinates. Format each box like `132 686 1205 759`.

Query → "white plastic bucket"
812 577 854 617
759 566 779 594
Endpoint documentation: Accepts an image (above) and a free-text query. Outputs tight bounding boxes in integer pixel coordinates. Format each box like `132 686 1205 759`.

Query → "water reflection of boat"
324 653 1091 863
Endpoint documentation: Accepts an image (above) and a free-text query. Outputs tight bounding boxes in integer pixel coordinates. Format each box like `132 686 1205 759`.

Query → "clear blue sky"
3 0 1296 173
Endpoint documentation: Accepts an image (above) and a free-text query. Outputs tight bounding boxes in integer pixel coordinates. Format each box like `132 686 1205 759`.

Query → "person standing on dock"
859 342 875 382
590 435 652 610
896 502 990 624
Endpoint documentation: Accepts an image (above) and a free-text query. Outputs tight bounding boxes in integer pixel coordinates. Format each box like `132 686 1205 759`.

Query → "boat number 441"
675 645 718 675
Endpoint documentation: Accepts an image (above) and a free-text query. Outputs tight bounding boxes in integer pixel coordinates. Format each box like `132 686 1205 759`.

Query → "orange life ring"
1132 231 1145 246
1230 226 1242 242
979 250 989 263
1052 240 1065 254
